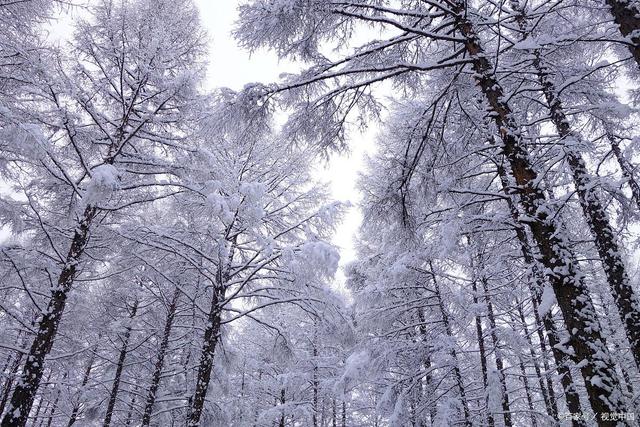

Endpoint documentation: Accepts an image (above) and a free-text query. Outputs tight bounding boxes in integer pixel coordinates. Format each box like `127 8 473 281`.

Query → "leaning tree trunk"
605 0 640 68
497 164 584 424
1 205 97 427
103 299 139 427
451 3 629 422
510 2 640 367
533 49 640 370
141 288 180 426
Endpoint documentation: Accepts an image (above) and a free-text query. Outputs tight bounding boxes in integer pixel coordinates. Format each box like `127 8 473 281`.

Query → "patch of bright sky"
196 0 376 297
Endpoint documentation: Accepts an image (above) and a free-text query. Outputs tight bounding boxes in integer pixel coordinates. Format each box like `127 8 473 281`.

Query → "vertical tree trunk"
67 351 95 427
510 0 640 371
332 399 337 427
605 0 640 67
312 329 319 427
187 287 224 427
44 374 63 427
471 279 494 427
609 135 640 213
535 51 640 370
103 299 139 427
279 389 286 427
451 3 629 421
141 287 180 426
428 264 472 427
1 206 97 427
517 356 538 427
514 299 555 421
480 276 513 427
497 164 584 423
416 308 436 423
123 385 138 426
0 349 24 418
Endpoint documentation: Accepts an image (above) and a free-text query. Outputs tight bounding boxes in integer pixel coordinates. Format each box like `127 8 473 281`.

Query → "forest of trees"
1 0 639 425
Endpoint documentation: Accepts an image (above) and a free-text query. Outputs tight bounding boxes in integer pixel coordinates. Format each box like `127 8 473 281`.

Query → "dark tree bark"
44 373 64 427
471 279 494 427
480 276 513 427
416 309 437 424
535 53 640 371
605 0 640 67
450 2 629 421
428 264 471 427
123 385 138 426
312 329 319 427
141 287 180 426
1 206 97 427
279 389 286 427
186 286 225 427
103 299 139 427
332 398 337 427
497 164 584 424
0 347 24 418
514 299 555 422
517 356 538 427
67 351 95 427
510 0 640 371
609 135 640 213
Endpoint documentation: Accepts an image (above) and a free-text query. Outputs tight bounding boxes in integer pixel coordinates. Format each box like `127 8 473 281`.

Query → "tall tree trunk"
44 373 64 427
67 351 95 427
1 205 97 427
279 388 286 427
312 325 319 427
510 0 640 371
187 287 224 427
32 371 52 424
480 276 513 427
103 299 139 427
123 385 138 426
497 164 584 423
428 264 472 427
141 288 180 426
0 348 24 418
517 356 538 427
609 135 640 213
416 308 436 423
451 3 629 421
514 299 554 422
332 399 337 427
535 50 640 370
471 279 494 427
605 0 640 67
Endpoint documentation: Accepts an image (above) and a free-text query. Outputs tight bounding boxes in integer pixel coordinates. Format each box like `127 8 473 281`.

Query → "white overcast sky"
195 0 374 290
